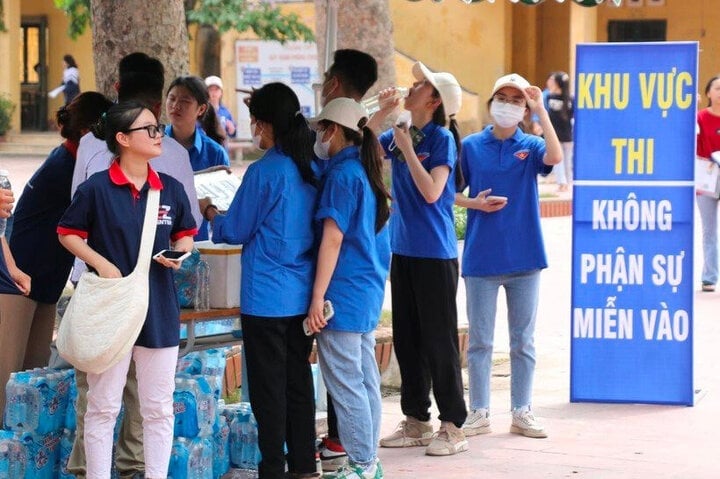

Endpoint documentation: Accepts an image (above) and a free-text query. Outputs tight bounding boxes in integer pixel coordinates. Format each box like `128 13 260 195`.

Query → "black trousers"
241 314 316 478
390 254 467 427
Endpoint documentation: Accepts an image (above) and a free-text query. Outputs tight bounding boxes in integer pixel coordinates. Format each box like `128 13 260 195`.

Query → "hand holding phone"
153 249 191 262
303 300 334 336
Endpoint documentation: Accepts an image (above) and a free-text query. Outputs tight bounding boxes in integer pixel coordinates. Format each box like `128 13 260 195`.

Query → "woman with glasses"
165 76 230 239
58 101 197 479
0 92 112 416
374 62 469 457
200 83 319 479
456 74 562 440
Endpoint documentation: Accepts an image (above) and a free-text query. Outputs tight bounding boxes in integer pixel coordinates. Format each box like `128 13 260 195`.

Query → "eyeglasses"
493 94 526 107
124 124 166 139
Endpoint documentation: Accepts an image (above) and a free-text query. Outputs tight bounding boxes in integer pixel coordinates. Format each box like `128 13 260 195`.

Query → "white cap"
490 73 531 99
0 169 9 177
412 61 462 117
204 75 223 90
308 98 368 132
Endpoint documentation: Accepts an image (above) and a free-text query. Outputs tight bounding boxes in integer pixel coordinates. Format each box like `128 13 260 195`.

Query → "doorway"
20 16 48 131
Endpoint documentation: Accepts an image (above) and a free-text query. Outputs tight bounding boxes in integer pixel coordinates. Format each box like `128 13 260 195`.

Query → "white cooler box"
195 240 242 308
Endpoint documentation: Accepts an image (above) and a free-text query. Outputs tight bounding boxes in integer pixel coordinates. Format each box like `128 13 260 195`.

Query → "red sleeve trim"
171 228 198 242
57 226 89 239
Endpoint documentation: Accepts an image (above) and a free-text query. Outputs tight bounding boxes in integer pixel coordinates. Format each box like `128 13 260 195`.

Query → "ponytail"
431 87 464 190
358 124 391 232
200 102 226 146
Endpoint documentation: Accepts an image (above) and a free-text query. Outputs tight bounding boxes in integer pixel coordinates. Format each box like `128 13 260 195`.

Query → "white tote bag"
57 189 159 375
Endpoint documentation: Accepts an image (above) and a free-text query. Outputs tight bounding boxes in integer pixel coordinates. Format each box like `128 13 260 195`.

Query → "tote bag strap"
135 188 160 274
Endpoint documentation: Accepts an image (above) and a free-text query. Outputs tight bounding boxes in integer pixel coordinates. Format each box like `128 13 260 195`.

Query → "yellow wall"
596 0 719 88
22 0 96 122
0 0 21 130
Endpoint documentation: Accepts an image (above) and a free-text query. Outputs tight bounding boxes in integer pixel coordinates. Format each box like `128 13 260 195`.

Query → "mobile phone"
303 300 334 336
486 195 508 203
153 249 191 262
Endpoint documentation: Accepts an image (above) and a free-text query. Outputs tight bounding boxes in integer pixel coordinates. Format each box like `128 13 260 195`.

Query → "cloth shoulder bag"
695 153 720 198
57 188 159 374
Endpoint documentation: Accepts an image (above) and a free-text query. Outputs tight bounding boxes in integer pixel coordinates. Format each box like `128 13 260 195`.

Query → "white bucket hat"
309 98 369 132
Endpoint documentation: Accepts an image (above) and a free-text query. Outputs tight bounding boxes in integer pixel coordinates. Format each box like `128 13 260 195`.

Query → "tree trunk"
195 25 221 78
314 0 396 97
90 0 189 98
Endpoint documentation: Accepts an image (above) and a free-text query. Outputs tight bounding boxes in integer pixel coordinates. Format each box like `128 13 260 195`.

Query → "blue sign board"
571 42 697 405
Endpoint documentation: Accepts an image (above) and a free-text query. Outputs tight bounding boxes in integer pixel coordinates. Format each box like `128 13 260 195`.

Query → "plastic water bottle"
187 437 213 479
0 430 26 479
239 413 260 470
174 378 200 438
4 371 41 432
228 403 252 468
21 430 61 479
64 370 77 432
58 429 74 479
0 170 10 238
194 260 210 312
212 415 230 479
168 437 191 479
194 376 216 437
361 87 409 115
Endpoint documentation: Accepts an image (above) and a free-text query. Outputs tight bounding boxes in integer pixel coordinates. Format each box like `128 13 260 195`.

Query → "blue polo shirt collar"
484 125 524 143
164 124 204 154
329 145 360 168
108 159 163 198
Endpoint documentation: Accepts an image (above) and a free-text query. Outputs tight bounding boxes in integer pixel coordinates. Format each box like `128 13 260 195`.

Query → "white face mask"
314 130 333 160
251 122 265 150
490 100 526 129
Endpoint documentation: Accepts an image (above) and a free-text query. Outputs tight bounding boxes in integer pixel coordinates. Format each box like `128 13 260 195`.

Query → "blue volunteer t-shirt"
58 161 197 348
211 146 317 317
460 125 552 277
379 121 458 259
11 141 76 303
316 146 391 334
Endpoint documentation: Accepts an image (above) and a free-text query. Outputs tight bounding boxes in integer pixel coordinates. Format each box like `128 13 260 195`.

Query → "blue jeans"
317 330 381 467
697 194 718 285
465 270 541 411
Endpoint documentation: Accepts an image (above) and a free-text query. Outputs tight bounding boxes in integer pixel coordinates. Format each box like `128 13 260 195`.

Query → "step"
0 142 57 157
3 132 61 145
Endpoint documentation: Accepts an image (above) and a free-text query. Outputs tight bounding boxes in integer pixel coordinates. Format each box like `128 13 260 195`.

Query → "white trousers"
84 345 178 479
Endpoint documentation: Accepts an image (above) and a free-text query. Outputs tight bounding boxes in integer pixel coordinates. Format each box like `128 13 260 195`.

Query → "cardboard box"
195 240 242 308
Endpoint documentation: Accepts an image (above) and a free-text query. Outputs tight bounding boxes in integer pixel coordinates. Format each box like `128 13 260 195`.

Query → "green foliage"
52 0 314 43
186 0 314 42
0 0 6 32
0 93 15 136
454 204 467 241
54 0 91 40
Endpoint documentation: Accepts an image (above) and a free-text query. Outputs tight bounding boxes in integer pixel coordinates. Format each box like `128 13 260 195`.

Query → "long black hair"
57 91 113 143
63 54 78 68
320 119 391 233
90 101 147 155
167 76 225 146
430 88 464 190
248 83 316 185
550 71 572 121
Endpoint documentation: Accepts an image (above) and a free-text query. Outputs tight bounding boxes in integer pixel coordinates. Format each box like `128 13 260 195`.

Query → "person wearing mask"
201 82 318 479
165 75 230 240
305 98 390 479
375 62 468 456
205 75 237 149
314 48 378 471
58 101 196 479
0 92 112 416
457 73 562 440
545 71 574 192
696 75 720 292
67 52 202 479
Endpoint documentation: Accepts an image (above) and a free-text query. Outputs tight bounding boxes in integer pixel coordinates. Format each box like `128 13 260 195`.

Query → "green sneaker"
323 459 383 479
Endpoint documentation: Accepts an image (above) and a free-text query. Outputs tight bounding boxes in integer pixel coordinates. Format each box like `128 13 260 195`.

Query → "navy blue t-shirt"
58 161 197 348
10 141 76 303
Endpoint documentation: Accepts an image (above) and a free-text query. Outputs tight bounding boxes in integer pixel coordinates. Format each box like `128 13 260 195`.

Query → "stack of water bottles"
0 368 75 479
170 348 243 479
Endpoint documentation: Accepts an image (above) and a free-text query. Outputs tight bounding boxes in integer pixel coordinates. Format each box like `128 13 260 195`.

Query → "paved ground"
3 153 717 479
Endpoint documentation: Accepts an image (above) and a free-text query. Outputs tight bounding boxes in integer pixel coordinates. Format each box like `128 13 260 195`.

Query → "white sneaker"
463 409 491 436
510 409 547 438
